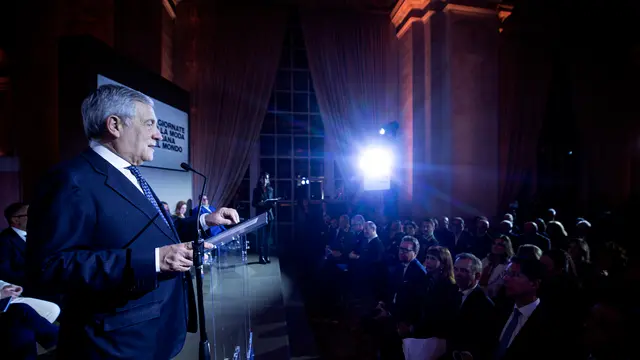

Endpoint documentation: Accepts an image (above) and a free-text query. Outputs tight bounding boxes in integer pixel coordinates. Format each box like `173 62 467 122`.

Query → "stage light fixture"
379 128 386 135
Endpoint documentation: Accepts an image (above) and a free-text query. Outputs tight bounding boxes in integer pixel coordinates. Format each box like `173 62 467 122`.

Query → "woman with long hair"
403 246 459 360
479 235 514 299
252 172 275 264
172 201 187 220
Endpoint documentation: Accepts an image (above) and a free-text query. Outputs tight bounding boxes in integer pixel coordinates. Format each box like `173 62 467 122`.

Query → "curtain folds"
497 15 553 211
300 9 399 195
175 2 288 208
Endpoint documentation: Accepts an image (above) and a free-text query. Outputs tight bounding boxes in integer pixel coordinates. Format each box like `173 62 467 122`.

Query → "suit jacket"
447 286 497 360
252 186 275 221
387 259 427 330
26 149 199 360
440 231 474 258
0 228 26 286
493 302 573 360
193 205 225 237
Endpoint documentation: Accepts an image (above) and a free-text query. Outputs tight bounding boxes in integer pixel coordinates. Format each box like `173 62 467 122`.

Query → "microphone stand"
192 169 211 360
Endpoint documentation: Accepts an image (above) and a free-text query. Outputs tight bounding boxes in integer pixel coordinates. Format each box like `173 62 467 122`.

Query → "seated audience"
0 202 29 285
0 301 59 359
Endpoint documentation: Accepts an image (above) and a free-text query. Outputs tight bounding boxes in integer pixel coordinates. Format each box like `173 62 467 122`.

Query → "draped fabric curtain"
175 1 288 208
497 12 553 211
300 9 399 195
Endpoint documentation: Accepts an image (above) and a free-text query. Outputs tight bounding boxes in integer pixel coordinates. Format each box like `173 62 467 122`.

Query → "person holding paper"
252 172 275 264
26 84 239 359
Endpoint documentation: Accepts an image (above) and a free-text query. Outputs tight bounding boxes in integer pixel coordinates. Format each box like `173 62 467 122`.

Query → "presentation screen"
97 75 189 171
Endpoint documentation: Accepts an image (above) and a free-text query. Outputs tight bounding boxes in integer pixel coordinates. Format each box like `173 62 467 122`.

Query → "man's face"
405 225 416 236
162 203 170 213
10 205 29 231
504 262 537 298
477 220 489 235
398 240 416 263
201 196 209 206
439 216 449 229
112 102 161 166
363 225 373 238
339 216 349 229
451 219 464 233
422 221 434 235
351 220 364 233
454 258 477 291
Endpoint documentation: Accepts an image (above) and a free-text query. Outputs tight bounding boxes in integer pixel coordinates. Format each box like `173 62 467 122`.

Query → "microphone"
181 162 206 178
180 162 211 360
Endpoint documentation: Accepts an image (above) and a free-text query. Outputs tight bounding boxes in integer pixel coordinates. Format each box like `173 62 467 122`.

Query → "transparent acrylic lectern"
202 213 268 360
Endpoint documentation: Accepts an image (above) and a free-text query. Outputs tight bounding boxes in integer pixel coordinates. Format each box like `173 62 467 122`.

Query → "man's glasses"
12 214 27 218
398 247 414 253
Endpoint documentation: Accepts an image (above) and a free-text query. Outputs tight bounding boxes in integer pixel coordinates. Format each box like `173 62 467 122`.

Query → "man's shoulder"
0 227 18 242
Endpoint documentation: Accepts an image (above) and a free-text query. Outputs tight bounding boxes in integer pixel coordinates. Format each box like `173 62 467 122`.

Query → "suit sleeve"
26 171 157 295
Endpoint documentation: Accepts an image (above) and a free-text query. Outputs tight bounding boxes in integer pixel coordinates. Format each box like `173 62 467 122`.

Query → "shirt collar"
461 284 478 298
11 227 27 241
515 298 540 318
90 141 132 170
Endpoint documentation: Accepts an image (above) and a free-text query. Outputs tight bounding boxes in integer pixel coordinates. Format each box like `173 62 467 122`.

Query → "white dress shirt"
499 298 541 348
90 142 209 272
11 227 27 241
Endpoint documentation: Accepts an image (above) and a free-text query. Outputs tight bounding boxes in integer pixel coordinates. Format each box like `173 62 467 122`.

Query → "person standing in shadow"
253 172 275 264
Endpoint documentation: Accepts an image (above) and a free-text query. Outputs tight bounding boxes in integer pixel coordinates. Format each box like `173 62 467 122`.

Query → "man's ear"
105 115 122 138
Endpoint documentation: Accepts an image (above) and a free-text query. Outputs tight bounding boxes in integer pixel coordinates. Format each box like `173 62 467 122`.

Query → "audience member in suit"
409 246 460 360
498 220 520 248
376 236 427 360
472 219 494 259
441 217 473 258
520 222 551 251
0 202 29 286
252 172 275 264
349 221 385 302
328 214 356 262
192 195 226 237
492 256 569 360
26 85 239 359
434 216 455 251
351 214 366 244
446 253 497 360
417 218 439 264
384 220 405 265
0 303 59 360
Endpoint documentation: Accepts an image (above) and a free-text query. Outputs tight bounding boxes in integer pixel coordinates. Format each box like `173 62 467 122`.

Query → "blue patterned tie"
495 308 521 359
127 166 170 228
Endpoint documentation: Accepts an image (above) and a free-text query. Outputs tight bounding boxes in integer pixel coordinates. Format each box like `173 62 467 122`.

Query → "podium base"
199 340 211 360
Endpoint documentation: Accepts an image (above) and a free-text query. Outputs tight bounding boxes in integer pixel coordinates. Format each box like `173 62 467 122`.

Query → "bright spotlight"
359 147 393 177
379 128 386 135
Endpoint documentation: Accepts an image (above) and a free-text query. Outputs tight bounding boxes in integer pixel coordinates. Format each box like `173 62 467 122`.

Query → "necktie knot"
127 165 141 178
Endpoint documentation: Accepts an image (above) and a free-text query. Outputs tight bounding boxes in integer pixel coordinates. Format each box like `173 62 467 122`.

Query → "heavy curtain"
497 7 553 211
174 1 288 208
300 8 399 194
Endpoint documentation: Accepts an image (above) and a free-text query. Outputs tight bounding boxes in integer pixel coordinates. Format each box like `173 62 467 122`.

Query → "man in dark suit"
441 217 474 258
492 256 570 360
26 84 239 360
447 253 496 360
376 236 427 359
193 195 226 237
0 202 29 285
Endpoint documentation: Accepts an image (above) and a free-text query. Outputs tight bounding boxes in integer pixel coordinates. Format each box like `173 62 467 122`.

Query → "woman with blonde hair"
403 246 459 360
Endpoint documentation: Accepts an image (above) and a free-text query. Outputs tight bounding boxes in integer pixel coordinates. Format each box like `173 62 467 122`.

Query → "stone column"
392 0 500 218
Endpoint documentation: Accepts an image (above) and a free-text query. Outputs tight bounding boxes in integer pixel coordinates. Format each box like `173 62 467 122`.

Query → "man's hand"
349 251 360 260
204 207 240 226
0 284 22 299
158 242 214 272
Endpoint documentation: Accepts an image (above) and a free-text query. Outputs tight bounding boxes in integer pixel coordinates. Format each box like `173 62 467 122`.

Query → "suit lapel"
9 230 26 255
82 149 177 243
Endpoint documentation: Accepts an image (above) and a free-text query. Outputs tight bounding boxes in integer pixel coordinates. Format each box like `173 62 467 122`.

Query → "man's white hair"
81 84 153 141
